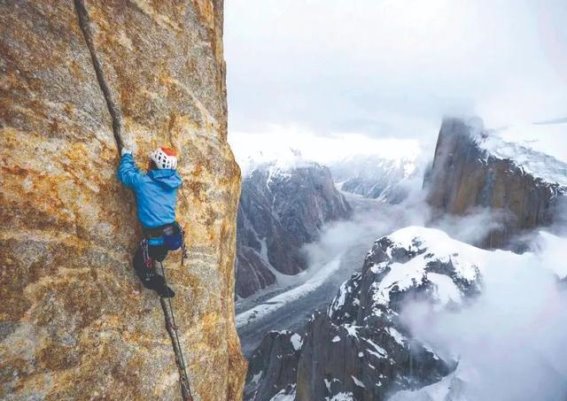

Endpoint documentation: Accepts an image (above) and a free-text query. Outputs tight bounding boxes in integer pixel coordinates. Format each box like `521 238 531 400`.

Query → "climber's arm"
117 151 144 189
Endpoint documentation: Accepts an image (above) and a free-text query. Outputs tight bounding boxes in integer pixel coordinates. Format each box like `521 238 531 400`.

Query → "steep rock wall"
236 163 352 298
0 1 246 400
426 118 566 248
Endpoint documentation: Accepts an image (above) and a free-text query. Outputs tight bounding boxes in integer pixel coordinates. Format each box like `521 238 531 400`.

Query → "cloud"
228 126 426 172
430 207 512 247
225 0 567 150
400 232 567 400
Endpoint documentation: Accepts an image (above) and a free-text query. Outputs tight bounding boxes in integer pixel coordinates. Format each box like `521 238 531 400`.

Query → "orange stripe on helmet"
160 147 177 156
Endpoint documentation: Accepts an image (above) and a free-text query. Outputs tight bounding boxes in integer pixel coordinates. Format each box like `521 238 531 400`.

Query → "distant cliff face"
245 227 483 401
426 118 567 248
0 1 246 400
236 162 352 298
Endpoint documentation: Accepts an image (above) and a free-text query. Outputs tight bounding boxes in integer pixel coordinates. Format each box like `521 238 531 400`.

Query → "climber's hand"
121 148 132 157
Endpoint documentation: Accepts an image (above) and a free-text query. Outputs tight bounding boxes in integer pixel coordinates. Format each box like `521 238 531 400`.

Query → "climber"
117 146 184 298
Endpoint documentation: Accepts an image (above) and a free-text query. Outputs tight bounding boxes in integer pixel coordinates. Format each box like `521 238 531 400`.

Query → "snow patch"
475 129 567 188
427 273 463 307
269 386 297 401
352 376 365 388
386 327 405 346
290 333 303 351
344 324 360 337
250 372 263 386
327 392 354 401
364 338 388 358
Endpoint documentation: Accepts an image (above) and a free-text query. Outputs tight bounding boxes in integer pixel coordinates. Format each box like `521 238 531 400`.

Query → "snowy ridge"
310 226 544 399
242 148 320 178
329 227 484 319
244 213 567 400
297 227 487 400
330 154 423 203
474 130 567 188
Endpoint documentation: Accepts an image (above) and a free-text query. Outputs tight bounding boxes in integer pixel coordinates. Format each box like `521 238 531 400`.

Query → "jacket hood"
148 169 182 189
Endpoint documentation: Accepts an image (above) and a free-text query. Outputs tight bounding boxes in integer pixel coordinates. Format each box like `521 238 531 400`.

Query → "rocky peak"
236 160 352 298
426 117 567 249
245 227 485 401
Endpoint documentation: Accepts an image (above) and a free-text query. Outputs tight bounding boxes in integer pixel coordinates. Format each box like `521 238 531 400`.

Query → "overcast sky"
225 0 567 163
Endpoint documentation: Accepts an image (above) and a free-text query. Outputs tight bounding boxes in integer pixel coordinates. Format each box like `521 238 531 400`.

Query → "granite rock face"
0 1 246 400
236 162 352 298
426 118 567 249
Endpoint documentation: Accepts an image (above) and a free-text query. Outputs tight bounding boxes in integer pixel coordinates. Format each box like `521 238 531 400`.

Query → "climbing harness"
157 260 193 401
162 222 184 251
144 222 184 250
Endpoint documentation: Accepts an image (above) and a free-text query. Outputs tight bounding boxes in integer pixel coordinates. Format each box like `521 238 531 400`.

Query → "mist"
301 161 509 286
397 232 567 401
431 207 510 246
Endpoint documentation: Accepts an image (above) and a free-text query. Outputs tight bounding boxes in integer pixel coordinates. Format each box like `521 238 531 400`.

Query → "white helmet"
150 147 178 169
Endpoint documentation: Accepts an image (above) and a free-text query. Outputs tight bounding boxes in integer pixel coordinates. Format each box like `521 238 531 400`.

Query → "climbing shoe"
150 275 175 298
157 285 176 298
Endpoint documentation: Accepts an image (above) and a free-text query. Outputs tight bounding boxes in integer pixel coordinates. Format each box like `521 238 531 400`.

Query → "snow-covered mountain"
236 158 352 298
243 227 567 401
426 117 567 249
330 156 422 204
244 227 484 400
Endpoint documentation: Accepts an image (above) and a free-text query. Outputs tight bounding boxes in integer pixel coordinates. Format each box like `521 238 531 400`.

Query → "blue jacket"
117 153 182 228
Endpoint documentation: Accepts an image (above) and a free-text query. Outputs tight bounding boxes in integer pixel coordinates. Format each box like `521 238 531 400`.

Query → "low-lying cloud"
399 232 567 400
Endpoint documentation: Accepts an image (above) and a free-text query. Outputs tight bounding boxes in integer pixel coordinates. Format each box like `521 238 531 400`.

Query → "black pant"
133 243 169 289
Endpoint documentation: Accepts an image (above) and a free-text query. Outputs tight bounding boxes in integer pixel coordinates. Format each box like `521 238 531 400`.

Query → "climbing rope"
158 260 194 401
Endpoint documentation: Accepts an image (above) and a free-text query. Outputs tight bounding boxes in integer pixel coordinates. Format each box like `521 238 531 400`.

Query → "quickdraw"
141 239 154 270
180 226 189 266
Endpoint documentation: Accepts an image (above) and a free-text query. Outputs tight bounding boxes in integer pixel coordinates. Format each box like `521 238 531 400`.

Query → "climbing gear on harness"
181 228 189 266
157 261 193 401
144 222 184 251
138 239 174 297
150 147 178 170
141 239 154 270
163 223 183 251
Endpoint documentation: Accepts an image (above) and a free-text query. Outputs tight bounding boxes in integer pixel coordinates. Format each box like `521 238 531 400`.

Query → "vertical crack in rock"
161 297 194 401
74 0 124 152
73 1 193 399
